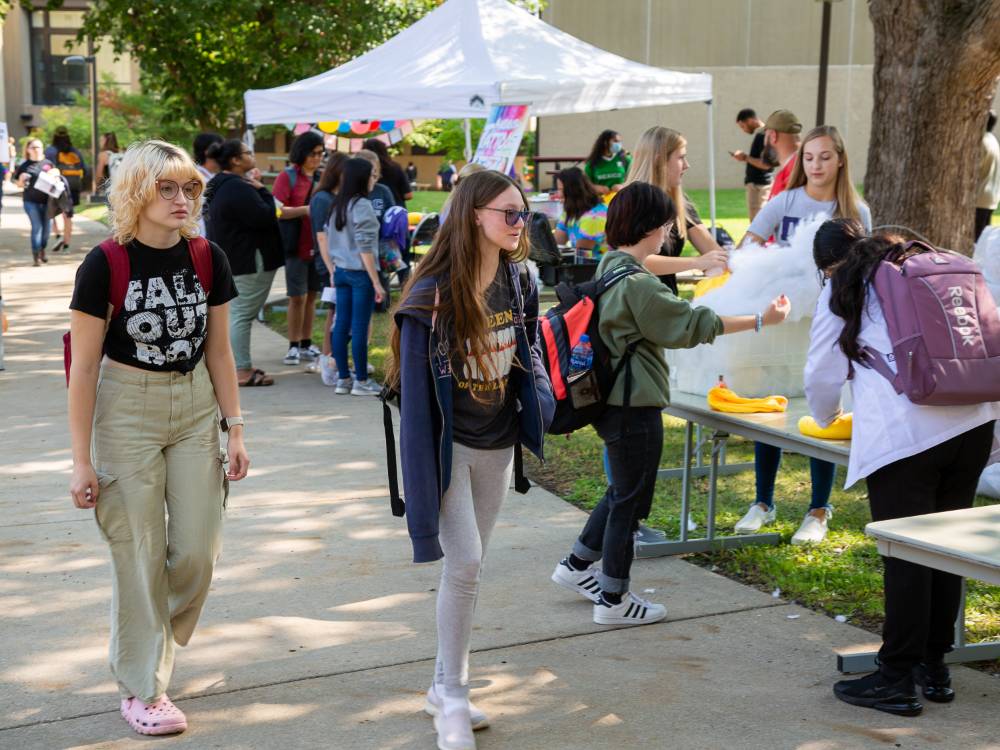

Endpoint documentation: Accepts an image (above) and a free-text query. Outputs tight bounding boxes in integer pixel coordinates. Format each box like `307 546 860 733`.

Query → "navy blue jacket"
396 262 554 563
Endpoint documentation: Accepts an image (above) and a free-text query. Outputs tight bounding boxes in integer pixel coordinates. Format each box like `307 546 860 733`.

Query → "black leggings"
865 420 995 673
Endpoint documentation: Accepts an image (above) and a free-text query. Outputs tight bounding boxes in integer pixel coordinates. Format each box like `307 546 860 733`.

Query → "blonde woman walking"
68 140 248 736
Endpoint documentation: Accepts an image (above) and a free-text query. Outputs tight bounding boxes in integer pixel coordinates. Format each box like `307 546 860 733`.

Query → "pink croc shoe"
120 695 188 735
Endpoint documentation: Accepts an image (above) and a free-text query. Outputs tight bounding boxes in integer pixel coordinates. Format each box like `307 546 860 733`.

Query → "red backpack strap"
99 238 130 318
188 237 214 297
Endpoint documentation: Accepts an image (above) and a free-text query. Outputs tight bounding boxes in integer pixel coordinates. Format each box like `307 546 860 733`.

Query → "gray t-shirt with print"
748 186 872 246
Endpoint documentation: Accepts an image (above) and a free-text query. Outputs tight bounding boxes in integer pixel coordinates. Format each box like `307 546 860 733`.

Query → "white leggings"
434 442 514 698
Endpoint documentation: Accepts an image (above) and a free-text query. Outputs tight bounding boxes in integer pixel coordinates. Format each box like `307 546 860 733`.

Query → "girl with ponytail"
805 218 1000 717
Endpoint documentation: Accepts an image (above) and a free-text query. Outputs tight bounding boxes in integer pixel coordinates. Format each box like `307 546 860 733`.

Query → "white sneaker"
433 697 476 750
351 379 381 397
551 558 602 603
334 377 353 395
368 362 376 375
593 591 666 627
283 346 300 365
300 344 321 361
734 504 776 534
424 683 489 731
791 508 832 545
319 355 338 387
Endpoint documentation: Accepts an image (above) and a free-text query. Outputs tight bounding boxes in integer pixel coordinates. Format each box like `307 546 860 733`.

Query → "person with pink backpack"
805 219 1000 717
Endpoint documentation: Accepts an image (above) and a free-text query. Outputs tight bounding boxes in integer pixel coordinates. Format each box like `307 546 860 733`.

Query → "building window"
29 9 88 106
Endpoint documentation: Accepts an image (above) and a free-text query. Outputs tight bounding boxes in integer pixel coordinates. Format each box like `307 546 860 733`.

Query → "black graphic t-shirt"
451 266 519 450
70 238 238 373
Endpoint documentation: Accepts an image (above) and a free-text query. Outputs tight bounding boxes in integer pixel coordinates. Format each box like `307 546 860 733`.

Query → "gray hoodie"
326 197 379 271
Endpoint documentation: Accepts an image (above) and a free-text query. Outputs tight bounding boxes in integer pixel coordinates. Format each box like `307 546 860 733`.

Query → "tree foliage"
64 0 442 131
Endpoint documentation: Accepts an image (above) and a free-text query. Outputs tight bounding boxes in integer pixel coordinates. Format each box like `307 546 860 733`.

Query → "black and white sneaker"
593 591 667 626
551 558 602 603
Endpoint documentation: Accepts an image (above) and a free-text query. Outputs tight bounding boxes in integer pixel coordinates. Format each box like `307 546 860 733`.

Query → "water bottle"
569 334 594 374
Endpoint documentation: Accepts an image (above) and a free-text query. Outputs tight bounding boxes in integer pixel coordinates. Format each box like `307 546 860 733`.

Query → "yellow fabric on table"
693 272 731 298
798 413 853 440
707 386 788 414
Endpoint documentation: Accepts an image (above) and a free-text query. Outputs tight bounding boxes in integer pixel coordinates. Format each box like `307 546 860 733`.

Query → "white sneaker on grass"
593 591 666 627
551 558 602 603
283 345 300 365
334 378 353 394
351 379 381 396
734 503 776 534
424 683 489 731
791 508 832 545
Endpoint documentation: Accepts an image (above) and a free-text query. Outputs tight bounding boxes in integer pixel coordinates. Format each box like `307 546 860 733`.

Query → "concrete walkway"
1 197 997 749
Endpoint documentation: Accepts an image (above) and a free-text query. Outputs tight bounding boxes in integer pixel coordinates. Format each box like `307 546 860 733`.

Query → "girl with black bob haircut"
325 157 385 396
551 182 790 628
805 218 1000 717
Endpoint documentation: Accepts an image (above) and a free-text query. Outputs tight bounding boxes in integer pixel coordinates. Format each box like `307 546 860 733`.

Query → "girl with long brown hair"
625 126 729 292
734 125 872 545
387 170 553 750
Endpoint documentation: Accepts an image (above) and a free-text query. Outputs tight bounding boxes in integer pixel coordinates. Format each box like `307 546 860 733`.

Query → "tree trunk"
866 0 1000 254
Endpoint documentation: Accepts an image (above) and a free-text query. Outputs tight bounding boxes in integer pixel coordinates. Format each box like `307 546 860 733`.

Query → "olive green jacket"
596 251 724 407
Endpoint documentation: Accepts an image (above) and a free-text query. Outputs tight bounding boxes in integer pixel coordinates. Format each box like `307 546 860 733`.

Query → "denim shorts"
285 254 323 297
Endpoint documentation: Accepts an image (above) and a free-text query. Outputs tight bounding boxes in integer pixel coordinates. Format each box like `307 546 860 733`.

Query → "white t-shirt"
748 186 872 246
805 283 1000 488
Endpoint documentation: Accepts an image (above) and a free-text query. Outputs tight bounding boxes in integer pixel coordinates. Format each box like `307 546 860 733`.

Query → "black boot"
913 658 955 703
833 669 923 716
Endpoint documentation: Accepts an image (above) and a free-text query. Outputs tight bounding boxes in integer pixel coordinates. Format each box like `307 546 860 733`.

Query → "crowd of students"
59 115 998 748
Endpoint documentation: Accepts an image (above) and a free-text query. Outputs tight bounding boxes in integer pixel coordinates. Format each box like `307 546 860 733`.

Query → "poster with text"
472 105 530 175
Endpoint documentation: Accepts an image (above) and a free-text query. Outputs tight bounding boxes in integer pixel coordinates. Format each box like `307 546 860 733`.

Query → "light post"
62 54 99 197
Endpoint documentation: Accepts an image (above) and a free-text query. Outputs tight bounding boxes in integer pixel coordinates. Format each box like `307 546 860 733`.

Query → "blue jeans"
332 268 374 381
23 200 49 255
754 442 834 511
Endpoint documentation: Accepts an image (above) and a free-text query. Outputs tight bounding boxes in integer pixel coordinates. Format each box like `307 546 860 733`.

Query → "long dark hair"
586 129 619 169
557 167 601 222
317 151 349 193
332 158 372 231
52 129 73 153
813 218 911 364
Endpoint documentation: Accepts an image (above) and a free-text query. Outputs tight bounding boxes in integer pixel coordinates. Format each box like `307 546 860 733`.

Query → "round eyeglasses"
156 179 203 201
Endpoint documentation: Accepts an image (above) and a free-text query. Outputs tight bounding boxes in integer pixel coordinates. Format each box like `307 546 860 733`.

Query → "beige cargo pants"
92 361 227 703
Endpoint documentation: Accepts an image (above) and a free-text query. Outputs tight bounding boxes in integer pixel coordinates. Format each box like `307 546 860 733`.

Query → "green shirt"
596 251 724 407
583 152 631 190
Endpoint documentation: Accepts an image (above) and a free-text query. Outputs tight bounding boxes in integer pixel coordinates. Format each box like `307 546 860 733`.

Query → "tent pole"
706 99 717 233
463 118 473 162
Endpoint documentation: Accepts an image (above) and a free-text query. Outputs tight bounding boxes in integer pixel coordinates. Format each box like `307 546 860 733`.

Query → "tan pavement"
1 196 997 749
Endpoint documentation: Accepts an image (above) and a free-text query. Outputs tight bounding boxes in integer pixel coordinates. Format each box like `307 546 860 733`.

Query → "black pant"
974 207 994 242
575 407 664 593
866 420 995 674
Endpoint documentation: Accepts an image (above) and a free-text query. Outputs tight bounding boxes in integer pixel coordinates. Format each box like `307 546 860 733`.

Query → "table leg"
706 430 727 541
680 420 693 543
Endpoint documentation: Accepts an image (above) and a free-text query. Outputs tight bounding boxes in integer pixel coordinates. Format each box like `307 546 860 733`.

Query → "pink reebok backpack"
861 241 1000 405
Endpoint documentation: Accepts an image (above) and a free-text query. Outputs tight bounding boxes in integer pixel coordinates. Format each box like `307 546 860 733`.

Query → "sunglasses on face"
156 179 203 201
480 207 532 227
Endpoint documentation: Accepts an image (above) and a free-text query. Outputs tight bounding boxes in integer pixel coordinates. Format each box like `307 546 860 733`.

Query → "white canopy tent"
244 0 718 224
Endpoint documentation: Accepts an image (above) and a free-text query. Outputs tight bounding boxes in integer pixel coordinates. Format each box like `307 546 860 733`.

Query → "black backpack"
539 265 641 434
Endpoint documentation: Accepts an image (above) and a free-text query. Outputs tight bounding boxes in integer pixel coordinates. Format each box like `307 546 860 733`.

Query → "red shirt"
768 154 796 200
273 166 314 261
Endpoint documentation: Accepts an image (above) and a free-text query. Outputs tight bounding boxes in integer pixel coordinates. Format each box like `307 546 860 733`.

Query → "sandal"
120 695 188 735
238 368 274 386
